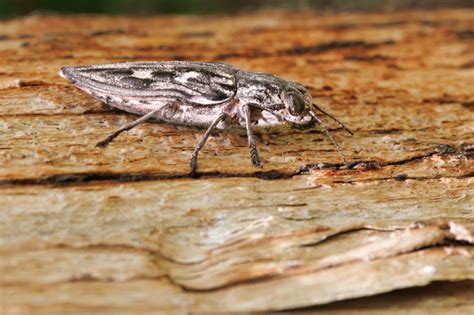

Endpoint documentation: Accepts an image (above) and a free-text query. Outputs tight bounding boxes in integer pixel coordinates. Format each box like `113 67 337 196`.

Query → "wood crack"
0 145 470 186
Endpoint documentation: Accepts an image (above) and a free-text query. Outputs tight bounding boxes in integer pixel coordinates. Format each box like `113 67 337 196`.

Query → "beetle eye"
288 94 306 116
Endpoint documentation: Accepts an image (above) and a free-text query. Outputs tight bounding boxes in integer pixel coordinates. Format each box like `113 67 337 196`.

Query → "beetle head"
280 83 315 129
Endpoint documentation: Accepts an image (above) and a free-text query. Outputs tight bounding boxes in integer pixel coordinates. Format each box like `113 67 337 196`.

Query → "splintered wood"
0 9 473 314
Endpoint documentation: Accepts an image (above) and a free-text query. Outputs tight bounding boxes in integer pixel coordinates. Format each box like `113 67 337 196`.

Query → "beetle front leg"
242 104 263 168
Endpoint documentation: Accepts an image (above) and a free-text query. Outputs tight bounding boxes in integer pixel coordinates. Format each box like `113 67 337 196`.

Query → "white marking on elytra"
131 69 153 79
175 71 202 84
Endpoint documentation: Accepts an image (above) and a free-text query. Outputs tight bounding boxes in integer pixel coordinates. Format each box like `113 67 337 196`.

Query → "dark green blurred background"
1 0 472 18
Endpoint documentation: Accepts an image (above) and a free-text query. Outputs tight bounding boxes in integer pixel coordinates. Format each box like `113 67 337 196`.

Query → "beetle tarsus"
96 138 112 148
250 146 263 168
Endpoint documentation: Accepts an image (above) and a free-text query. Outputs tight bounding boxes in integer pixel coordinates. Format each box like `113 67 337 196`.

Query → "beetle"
60 61 352 175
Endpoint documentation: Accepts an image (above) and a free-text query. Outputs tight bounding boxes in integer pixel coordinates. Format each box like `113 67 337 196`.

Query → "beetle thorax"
235 72 285 108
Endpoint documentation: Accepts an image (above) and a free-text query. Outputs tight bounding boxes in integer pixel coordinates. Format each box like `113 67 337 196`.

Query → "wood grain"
0 9 473 313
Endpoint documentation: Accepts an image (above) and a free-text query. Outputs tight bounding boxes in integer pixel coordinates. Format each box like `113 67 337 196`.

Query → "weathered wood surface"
0 9 473 313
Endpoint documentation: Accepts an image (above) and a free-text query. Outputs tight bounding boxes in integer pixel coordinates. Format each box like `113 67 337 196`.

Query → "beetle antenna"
309 111 347 163
312 104 353 135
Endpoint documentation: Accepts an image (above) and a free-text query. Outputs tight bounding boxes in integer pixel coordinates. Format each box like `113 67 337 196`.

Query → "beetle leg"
190 112 227 177
96 109 160 148
242 104 263 168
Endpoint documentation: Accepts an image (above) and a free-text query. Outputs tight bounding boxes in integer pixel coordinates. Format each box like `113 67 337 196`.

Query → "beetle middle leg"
190 112 227 176
96 109 160 148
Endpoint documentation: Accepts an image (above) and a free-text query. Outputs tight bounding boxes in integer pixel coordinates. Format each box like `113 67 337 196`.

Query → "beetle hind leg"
96 109 160 148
